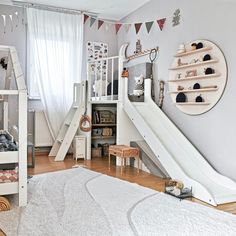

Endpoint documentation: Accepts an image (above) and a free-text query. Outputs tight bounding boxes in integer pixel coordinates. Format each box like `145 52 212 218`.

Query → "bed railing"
87 56 120 102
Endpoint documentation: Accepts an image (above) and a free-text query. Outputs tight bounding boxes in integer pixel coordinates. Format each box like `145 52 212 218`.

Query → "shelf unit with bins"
168 40 227 115
91 103 117 158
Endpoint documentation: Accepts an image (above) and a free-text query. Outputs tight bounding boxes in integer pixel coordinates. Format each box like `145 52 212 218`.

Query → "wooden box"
91 147 102 158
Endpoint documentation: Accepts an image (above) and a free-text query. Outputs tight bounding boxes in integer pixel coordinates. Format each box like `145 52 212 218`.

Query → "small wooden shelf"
168 73 221 82
169 59 218 70
92 136 116 140
92 124 116 127
175 102 211 106
169 87 218 94
174 46 212 57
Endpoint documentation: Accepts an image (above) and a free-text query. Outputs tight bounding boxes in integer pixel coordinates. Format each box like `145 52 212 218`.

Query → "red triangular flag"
157 18 166 31
134 23 142 34
115 23 122 34
98 20 104 29
84 14 89 24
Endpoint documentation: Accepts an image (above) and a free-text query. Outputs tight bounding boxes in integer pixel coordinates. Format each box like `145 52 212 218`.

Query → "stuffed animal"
133 74 144 96
93 79 107 97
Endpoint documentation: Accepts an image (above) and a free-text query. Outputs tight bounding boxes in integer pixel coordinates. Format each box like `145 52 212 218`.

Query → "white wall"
118 0 236 181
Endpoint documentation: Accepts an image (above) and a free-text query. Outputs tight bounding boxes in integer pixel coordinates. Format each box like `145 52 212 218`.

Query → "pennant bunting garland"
115 23 122 34
90 17 96 27
124 24 131 33
84 14 89 24
134 23 142 34
157 18 166 31
98 20 104 29
145 21 154 34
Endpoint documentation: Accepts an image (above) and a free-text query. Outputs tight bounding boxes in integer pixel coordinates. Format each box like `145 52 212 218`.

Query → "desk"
108 145 140 173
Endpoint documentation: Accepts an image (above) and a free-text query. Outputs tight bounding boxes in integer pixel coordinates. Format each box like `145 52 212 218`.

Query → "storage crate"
91 147 102 158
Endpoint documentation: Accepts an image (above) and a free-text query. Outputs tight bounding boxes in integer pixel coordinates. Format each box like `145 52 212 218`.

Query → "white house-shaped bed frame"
0 45 27 206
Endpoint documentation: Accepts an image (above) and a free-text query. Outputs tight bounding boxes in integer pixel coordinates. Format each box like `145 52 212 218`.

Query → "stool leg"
137 156 140 173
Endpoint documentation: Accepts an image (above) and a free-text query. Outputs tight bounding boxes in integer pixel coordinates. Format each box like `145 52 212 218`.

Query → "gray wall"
118 0 236 181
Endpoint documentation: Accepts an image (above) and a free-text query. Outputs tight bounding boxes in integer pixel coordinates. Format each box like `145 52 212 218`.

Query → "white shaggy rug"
1 168 236 236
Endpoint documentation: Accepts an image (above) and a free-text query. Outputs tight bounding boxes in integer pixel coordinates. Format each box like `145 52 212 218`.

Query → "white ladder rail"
49 81 87 161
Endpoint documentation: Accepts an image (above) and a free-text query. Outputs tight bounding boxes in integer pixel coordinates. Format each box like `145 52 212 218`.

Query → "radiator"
34 111 54 147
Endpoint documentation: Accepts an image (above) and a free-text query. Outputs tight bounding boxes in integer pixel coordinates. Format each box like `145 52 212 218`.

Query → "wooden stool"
109 145 140 174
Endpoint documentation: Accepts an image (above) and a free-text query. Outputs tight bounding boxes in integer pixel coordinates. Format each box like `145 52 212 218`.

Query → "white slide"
122 78 236 206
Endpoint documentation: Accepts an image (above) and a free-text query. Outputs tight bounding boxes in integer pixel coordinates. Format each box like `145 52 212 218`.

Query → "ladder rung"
57 139 63 143
65 122 71 126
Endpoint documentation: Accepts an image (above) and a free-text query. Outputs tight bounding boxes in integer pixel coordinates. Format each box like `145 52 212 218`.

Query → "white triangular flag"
124 24 131 33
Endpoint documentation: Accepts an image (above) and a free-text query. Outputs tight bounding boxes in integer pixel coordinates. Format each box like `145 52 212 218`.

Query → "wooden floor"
28 154 236 215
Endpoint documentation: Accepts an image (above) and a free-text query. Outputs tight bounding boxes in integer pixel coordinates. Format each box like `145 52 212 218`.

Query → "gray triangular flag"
145 21 154 33
90 17 96 27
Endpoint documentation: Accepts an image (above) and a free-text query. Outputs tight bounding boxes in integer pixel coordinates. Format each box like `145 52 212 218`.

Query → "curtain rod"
12 1 96 16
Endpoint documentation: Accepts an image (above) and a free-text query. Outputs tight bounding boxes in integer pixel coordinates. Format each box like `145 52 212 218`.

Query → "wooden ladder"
49 82 87 161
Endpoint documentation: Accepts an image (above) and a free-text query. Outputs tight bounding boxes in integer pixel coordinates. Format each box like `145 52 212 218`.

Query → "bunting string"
83 9 181 34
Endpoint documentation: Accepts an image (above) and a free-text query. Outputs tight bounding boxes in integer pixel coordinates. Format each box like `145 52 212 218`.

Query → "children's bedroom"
1 0 236 235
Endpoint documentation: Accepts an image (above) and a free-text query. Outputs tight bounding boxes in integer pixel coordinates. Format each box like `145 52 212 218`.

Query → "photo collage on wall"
87 41 108 78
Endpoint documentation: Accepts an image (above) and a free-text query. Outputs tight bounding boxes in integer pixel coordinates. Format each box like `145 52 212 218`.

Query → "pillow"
0 168 18 183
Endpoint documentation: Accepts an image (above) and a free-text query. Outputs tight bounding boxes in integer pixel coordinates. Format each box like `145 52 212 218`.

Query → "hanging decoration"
98 20 104 29
124 24 131 33
84 14 89 24
1 15 6 34
157 18 166 31
145 21 154 34
9 15 13 32
172 9 181 26
134 23 142 34
15 12 19 27
115 23 122 34
90 17 96 27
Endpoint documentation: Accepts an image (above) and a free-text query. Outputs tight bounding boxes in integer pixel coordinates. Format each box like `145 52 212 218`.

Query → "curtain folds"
27 8 83 138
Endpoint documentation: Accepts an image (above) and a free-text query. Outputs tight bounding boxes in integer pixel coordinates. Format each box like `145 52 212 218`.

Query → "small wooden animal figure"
185 69 197 77
177 85 184 91
176 73 182 79
177 58 188 67
191 43 197 51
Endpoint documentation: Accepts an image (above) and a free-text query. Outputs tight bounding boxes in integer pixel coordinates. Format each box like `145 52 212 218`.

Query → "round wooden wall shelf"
168 40 227 115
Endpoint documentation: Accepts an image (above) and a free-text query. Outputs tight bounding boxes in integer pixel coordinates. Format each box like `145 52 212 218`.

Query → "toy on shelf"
177 43 186 54
186 69 197 77
177 58 188 67
0 57 8 70
133 74 144 96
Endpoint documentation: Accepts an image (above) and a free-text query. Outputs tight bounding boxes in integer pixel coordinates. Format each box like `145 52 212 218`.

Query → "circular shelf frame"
168 40 227 115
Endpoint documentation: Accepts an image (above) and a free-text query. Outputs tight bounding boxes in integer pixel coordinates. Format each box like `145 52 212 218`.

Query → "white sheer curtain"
27 8 83 138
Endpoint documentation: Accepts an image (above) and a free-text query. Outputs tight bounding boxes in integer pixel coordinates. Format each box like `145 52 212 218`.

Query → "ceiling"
9 0 151 20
